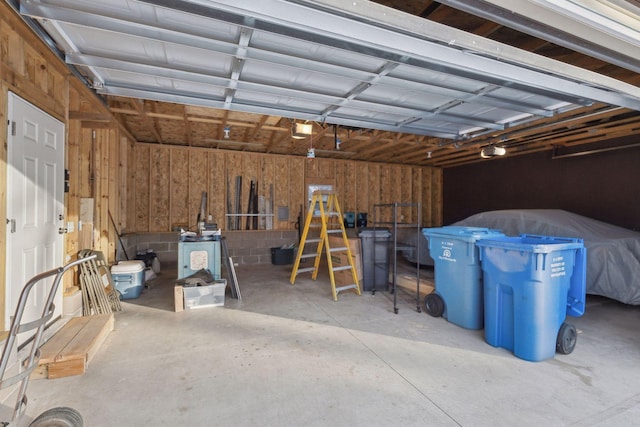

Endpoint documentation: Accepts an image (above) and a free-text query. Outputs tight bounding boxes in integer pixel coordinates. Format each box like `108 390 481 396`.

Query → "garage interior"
1 0 640 425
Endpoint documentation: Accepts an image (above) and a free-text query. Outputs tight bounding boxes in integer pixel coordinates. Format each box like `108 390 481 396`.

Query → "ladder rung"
336 284 358 292
291 192 358 300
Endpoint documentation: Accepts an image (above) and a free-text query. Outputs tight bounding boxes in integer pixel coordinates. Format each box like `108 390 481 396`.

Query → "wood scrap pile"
78 250 122 315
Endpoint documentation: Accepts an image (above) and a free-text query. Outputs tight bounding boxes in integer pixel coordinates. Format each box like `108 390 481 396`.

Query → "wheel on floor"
556 322 577 355
424 293 444 318
29 406 83 427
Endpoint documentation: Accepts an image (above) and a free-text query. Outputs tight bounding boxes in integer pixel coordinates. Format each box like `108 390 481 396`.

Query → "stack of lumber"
32 313 114 379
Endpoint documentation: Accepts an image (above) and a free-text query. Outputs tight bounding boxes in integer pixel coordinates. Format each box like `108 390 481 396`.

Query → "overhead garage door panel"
19 0 640 140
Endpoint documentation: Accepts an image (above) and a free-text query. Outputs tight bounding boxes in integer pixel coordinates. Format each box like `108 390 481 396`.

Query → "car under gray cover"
453 209 640 305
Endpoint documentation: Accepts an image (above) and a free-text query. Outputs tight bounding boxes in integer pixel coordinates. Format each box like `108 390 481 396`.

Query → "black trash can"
358 227 391 292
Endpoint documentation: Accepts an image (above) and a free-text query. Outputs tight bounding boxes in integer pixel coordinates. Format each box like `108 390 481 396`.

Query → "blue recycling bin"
422 226 505 329
476 234 586 362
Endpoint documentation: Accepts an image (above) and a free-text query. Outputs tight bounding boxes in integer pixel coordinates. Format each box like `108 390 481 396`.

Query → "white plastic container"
111 260 145 300
182 280 227 309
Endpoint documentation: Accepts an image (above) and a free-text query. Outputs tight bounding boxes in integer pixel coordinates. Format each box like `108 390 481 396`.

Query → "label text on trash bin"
439 241 457 262
550 256 566 278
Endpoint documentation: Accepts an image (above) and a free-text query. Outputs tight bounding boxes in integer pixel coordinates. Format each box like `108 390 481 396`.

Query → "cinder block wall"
118 230 298 266
127 233 178 265
224 230 298 264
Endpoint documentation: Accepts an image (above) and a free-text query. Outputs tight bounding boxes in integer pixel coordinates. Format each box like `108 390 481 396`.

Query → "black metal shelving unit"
373 202 422 314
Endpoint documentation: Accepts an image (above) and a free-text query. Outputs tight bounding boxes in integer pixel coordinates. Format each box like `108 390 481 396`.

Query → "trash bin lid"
111 260 145 274
474 234 584 253
422 226 504 243
358 227 391 237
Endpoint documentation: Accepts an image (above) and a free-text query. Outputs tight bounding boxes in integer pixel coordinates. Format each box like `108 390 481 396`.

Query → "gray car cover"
454 209 640 305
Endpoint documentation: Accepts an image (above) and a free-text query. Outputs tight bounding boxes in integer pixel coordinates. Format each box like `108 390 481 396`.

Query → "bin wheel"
424 293 444 318
29 406 83 427
556 323 577 355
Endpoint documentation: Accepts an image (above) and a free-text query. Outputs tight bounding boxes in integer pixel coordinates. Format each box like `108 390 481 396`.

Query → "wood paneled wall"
1 2 134 329
53 70 134 266
132 143 443 232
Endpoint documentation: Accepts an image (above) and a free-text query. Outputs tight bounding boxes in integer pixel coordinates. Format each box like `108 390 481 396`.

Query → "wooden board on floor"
33 313 114 379
395 274 434 298
174 285 184 312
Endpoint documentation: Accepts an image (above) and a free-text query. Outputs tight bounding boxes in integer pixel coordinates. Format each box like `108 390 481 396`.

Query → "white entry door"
6 92 65 337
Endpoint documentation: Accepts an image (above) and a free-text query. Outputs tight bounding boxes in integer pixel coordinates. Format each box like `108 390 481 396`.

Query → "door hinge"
7 219 16 233
10 121 16 136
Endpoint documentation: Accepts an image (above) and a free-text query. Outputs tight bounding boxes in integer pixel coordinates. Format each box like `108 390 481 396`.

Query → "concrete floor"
13 261 640 426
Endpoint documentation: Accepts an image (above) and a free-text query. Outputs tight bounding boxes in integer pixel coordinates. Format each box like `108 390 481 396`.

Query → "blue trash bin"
422 226 505 329
476 234 586 362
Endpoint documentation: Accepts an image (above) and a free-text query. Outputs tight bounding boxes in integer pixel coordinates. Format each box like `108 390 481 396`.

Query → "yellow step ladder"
290 191 361 301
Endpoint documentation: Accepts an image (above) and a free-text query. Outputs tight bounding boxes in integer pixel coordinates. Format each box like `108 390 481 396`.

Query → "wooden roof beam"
183 105 192 146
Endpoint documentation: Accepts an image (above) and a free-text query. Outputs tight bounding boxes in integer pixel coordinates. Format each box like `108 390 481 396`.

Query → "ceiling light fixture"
480 145 507 158
292 122 313 139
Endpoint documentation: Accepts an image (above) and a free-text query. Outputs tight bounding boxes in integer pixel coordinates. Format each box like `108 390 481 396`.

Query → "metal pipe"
552 142 640 159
